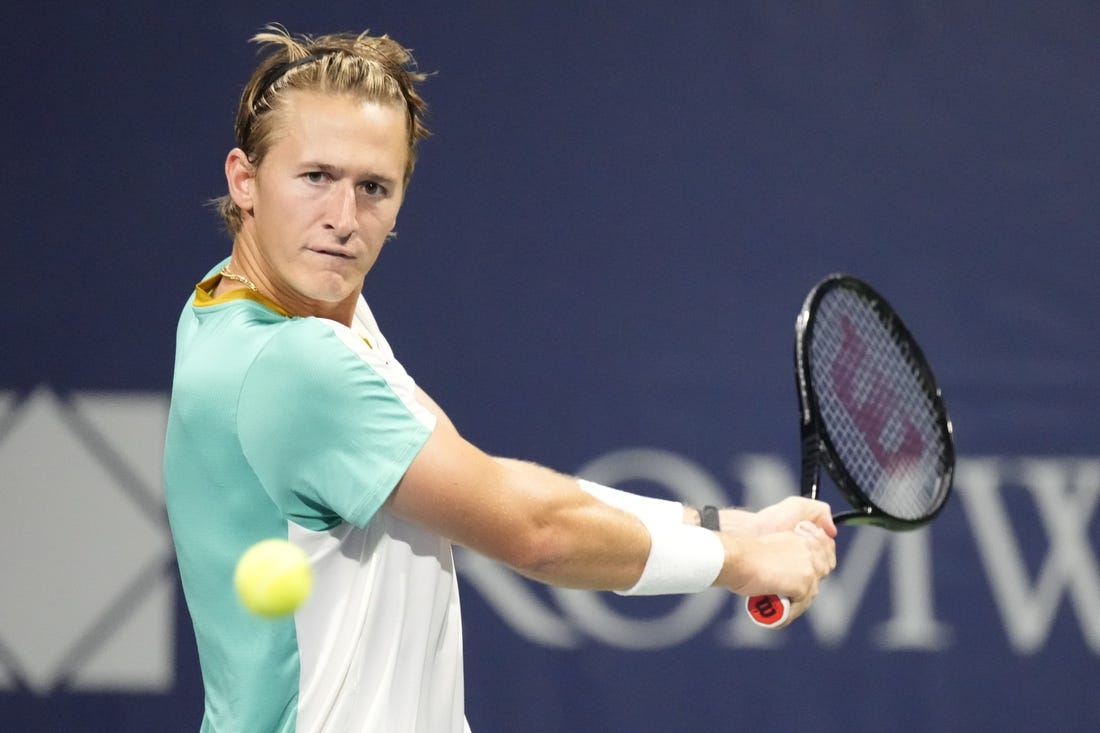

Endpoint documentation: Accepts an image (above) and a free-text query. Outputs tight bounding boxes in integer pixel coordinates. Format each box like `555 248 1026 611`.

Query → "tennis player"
163 25 837 733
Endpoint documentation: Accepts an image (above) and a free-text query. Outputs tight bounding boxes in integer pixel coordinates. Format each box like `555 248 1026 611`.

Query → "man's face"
241 90 410 306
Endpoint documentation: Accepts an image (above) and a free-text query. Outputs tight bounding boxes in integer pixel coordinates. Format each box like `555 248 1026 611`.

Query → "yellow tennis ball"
234 539 312 618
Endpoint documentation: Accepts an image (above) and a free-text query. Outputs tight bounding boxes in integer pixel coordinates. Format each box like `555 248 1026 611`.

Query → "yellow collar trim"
193 273 293 318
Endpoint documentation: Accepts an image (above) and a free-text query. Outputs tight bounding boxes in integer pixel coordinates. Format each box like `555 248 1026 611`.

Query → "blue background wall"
2 2 1098 731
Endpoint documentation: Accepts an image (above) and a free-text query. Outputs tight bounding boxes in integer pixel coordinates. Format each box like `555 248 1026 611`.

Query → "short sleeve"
236 318 435 530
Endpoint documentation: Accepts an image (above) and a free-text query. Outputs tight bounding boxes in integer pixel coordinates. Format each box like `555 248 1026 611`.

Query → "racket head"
797 274 954 530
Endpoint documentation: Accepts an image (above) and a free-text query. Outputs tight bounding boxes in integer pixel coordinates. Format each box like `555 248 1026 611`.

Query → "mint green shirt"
164 263 464 732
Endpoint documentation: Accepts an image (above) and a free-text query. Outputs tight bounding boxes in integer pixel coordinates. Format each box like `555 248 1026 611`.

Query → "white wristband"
577 479 684 526
616 519 725 596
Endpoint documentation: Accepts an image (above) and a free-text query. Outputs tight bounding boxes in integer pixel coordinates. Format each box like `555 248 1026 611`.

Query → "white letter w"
956 457 1100 654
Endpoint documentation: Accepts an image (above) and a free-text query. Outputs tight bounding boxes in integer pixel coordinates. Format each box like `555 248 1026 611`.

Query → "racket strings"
810 289 950 520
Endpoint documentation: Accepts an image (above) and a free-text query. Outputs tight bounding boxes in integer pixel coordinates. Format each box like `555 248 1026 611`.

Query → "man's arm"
387 389 836 614
388 405 651 590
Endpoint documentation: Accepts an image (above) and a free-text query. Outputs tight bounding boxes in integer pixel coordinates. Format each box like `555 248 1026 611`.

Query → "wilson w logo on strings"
828 315 925 472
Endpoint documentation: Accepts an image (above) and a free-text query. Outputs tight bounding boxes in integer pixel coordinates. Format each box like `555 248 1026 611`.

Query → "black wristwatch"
699 505 721 531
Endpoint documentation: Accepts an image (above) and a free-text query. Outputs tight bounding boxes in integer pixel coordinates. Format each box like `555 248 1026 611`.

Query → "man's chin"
300 275 362 303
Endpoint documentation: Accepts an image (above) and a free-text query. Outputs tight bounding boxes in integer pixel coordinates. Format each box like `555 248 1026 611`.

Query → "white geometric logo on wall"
0 387 174 694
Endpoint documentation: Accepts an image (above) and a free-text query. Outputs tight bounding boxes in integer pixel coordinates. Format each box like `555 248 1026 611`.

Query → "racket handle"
745 594 791 628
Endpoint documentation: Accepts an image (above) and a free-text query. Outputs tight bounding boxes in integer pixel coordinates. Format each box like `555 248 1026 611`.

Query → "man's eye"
305 171 327 183
360 181 386 196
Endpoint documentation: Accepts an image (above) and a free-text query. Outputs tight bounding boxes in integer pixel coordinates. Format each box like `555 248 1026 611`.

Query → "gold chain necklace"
219 265 258 292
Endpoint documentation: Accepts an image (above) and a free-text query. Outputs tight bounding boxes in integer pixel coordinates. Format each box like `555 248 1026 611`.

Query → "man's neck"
221 239 360 327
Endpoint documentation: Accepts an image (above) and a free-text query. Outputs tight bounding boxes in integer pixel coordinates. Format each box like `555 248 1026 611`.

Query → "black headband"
254 54 323 101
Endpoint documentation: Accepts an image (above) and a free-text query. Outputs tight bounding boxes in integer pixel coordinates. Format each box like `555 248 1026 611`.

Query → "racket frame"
796 274 955 530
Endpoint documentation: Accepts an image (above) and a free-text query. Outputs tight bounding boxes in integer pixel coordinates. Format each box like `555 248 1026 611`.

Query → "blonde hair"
215 24 430 234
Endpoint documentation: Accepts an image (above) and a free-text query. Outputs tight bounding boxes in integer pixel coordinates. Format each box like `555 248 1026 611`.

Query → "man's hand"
714 517 836 625
717 497 837 539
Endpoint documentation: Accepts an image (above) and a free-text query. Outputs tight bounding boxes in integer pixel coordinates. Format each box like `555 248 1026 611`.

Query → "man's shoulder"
257 315 357 356
248 316 374 384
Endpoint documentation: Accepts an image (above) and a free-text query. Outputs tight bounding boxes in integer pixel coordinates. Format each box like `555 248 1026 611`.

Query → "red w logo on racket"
830 316 925 474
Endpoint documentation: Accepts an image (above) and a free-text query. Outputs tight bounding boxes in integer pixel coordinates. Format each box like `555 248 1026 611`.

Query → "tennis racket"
745 274 954 628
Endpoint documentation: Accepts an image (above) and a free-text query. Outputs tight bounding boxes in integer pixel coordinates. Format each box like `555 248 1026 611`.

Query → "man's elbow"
498 516 572 584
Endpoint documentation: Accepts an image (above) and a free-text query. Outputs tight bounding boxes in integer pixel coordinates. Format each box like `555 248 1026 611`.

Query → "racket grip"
745 594 791 628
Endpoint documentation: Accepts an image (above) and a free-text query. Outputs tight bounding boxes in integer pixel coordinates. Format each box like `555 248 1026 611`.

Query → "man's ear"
225 148 255 212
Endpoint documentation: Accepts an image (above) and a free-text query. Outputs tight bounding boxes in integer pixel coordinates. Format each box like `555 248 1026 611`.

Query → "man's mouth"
310 247 354 260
